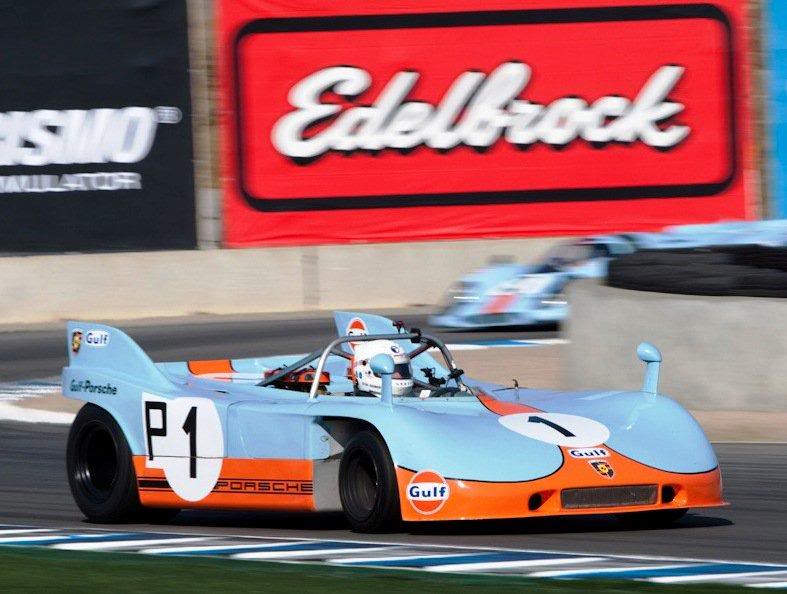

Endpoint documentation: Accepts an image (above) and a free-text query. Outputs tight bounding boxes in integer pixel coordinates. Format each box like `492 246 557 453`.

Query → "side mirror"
370 354 395 405
637 342 662 394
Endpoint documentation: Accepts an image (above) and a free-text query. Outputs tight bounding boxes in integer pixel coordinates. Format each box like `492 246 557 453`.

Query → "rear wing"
65 321 172 391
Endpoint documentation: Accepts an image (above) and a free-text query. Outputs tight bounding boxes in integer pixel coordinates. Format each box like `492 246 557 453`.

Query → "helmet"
352 340 413 396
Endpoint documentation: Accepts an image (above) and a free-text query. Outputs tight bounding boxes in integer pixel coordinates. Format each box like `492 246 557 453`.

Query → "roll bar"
258 330 468 401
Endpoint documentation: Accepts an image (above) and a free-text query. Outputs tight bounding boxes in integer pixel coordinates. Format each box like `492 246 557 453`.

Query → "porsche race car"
63 312 724 532
431 235 637 329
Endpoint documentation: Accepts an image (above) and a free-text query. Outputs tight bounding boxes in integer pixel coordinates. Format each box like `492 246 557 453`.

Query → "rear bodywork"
62 312 724 522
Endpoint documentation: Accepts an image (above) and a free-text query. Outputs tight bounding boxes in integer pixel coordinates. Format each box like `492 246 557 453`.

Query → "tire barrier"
607 246 787 297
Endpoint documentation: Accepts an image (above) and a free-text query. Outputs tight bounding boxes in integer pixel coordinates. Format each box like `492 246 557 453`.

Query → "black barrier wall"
0 0 196 251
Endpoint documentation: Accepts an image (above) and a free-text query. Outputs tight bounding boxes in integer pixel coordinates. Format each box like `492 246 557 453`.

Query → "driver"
351 340 413 397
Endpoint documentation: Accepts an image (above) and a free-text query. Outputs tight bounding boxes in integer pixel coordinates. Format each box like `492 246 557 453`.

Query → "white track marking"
233 546 394 560
332 553 483 565
649 570 787 584
141 541 313 555
0 529 54 536
529 563 691 578
748 582 787 588
425 556 606 573
0 402 75 424
53 537 207 551
0 533 112 544
440 344 487 351
0 379 60 401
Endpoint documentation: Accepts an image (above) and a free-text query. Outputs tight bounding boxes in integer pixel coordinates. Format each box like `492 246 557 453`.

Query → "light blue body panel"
62 312 718 486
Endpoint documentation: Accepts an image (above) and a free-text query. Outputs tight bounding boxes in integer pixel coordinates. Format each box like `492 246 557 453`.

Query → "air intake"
561 485 658 509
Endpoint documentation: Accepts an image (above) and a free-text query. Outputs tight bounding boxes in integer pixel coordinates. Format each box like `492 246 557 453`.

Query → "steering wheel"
427 386 463 398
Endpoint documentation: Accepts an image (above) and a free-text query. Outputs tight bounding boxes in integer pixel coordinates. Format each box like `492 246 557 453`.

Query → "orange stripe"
134 457 315 511
187 359 234 375
482 293 518 314
476 391 540 414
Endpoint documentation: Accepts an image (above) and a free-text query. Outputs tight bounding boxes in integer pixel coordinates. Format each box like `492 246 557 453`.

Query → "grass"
0 547 754 593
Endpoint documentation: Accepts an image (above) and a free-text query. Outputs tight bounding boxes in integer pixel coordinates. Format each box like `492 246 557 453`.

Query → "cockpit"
257 324 472 400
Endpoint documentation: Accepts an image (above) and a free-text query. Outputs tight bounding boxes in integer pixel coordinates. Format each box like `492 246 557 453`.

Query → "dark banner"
219 0 754 247
0 0 196 251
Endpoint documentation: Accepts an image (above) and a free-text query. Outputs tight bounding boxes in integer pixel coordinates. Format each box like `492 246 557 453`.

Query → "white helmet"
352 340 413 397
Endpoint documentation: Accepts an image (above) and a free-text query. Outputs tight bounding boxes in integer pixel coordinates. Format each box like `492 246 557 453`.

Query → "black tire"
339 430 400 533
616 508 688 528
67 404 179 523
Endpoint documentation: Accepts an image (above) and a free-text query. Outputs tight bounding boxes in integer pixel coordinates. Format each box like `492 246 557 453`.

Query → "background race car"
431 236 637 329
432 220 787 330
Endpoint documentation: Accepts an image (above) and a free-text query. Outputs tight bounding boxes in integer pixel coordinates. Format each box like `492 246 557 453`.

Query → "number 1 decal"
182 406 197 479
527 415 576 438
141 394 223 502
498 412 610 447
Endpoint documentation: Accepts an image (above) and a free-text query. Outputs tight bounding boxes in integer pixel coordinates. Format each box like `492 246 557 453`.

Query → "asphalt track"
0 313 783 566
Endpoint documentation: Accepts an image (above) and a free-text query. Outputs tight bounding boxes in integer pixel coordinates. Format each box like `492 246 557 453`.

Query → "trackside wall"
563 280 787 412
0 238 559 324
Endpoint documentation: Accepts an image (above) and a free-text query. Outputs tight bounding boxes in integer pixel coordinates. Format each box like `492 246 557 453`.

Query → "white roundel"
142 394 224 502
499 412 610 447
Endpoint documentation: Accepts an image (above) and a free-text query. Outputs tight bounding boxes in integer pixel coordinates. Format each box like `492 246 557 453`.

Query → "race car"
431 235 637 329
63 312 724 532
431 221 787 330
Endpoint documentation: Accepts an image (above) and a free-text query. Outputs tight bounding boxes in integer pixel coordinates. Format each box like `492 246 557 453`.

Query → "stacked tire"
607 246 787 297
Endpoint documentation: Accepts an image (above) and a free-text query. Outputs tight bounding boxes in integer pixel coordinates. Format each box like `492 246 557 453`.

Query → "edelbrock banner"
219 0 754 247
0 1 195 251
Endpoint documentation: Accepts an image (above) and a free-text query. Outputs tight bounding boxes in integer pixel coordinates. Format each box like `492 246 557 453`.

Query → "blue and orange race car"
431 236 636 329
432 220 787 329
63 311 724 532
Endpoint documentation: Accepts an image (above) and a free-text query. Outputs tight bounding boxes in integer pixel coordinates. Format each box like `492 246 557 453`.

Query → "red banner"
218 0 754 246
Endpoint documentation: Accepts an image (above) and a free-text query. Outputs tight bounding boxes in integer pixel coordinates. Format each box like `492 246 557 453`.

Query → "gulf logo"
406 470 450 515
345 317 367 350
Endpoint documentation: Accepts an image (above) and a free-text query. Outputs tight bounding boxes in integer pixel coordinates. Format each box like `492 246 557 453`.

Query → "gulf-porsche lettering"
569 448 610 459
407 470 450 515
84 329 110 348
408 483 448 499
272 62 689 160
69 379 117 395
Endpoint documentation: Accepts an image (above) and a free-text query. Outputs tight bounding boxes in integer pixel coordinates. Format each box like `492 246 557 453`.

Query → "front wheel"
616 508 688 528
339 431 400 533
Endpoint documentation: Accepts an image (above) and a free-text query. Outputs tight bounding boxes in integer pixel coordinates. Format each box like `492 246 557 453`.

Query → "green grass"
0 547 753 593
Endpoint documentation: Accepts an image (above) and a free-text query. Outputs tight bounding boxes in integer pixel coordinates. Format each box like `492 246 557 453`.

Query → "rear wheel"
616 508 688 528
67 404 179 523
339 431 400 533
